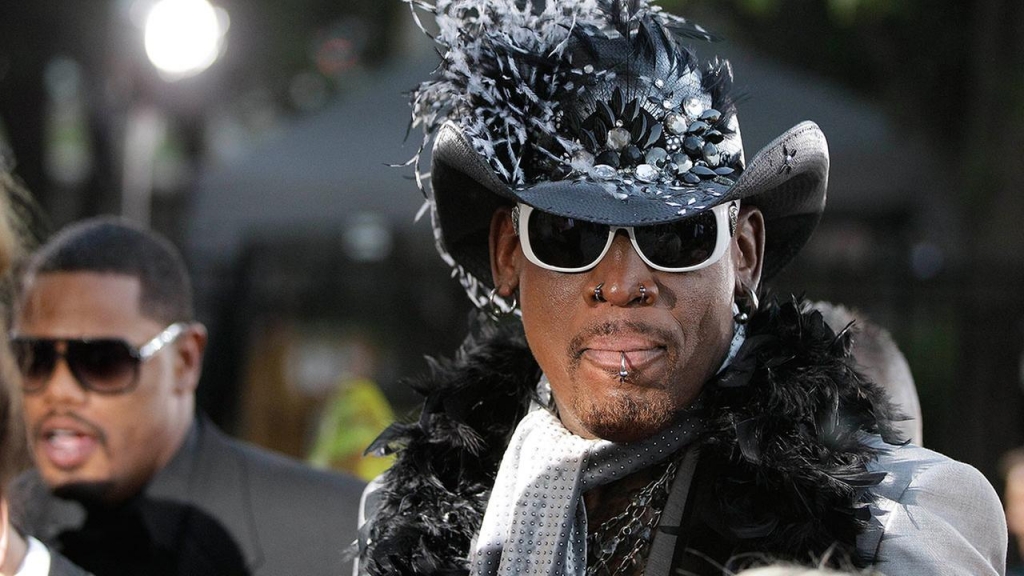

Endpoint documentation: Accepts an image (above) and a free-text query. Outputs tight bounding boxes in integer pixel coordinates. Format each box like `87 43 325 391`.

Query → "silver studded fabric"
470 408 701 576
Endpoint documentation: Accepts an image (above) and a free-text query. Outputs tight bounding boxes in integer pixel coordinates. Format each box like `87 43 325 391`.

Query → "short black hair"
20 217 193 324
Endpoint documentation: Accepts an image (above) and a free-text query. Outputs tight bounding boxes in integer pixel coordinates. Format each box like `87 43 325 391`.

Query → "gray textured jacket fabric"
859 436 1006 575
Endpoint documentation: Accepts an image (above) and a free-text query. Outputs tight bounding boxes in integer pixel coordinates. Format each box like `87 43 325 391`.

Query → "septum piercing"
619 352 628 383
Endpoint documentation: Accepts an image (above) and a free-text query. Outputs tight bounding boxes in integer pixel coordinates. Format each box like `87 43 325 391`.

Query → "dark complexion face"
15 273 207 503
491 206 764 442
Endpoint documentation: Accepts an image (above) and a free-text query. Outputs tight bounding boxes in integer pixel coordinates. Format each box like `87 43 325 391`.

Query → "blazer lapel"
145 416 264 575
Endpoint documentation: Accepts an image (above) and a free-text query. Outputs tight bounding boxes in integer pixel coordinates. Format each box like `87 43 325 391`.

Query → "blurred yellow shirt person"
308 377 395 481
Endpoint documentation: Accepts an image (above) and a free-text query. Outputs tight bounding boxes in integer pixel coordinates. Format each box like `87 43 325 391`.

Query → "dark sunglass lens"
634 211 718 269
527 210 609 270
67 341 138 393
12 340 57 390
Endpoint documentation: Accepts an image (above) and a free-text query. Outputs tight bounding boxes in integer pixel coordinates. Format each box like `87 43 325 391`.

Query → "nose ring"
594 283 606 302
638 282 647 303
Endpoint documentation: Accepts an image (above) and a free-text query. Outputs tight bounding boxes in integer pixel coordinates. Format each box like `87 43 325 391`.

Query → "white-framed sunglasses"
513 200 739 273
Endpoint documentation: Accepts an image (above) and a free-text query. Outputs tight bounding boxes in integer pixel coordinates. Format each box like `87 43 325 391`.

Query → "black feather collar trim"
361 297 901 575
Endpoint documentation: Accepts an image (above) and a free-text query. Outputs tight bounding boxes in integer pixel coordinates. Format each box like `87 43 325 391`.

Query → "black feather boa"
361 297 902 575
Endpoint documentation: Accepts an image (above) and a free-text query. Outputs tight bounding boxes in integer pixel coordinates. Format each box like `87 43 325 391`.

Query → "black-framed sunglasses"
10 322 188 395
513 201 739 273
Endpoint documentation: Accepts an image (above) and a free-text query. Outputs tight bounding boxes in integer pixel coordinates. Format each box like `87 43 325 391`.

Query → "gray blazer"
12 415 366 576
859 436 1006 575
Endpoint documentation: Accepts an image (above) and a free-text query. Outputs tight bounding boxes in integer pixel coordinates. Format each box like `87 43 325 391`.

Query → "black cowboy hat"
408 0 828 306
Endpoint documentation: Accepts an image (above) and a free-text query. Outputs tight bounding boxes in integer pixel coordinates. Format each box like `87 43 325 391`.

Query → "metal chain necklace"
586 457 681 576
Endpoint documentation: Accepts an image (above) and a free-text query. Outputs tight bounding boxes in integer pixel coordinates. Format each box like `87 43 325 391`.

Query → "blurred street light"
143 0 228 80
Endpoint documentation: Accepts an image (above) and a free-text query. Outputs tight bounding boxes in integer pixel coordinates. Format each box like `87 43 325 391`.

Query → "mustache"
33 410 107 445
567 320 673 359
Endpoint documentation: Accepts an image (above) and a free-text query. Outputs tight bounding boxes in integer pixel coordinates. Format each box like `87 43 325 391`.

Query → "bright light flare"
144 0 228 80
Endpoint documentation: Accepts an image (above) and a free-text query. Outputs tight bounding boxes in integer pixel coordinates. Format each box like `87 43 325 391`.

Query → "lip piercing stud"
638 283 647 303
619 352 628 383
594 283 606 302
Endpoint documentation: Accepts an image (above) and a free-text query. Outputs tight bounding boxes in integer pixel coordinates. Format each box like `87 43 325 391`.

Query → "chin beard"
575 394 676 443
52 481 117 506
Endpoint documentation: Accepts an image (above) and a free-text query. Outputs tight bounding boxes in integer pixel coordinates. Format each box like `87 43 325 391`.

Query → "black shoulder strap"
668 452 738 575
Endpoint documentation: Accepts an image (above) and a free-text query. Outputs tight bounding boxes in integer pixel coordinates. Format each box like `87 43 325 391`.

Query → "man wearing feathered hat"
358 1 1005 574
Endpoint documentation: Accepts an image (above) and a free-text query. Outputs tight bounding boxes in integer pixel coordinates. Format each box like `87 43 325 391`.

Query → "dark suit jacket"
11 415 366 576
48 548 92 576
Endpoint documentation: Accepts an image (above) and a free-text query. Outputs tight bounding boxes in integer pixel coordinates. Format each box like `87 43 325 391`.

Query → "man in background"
7 218 365 576
812 301 923 445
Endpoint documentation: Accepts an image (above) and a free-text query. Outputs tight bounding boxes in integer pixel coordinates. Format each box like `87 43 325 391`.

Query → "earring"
733 283 760 324
593 283 606 302
488 287 517 319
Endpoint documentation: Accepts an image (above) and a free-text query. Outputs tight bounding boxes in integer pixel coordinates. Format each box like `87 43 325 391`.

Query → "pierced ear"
175 323 208 393
488 206 521 297
733 205 765 291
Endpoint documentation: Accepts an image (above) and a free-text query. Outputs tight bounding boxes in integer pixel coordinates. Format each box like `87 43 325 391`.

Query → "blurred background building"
0 0 1022 494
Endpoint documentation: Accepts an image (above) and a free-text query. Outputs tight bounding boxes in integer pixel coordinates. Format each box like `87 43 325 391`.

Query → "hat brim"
430 120 828 287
